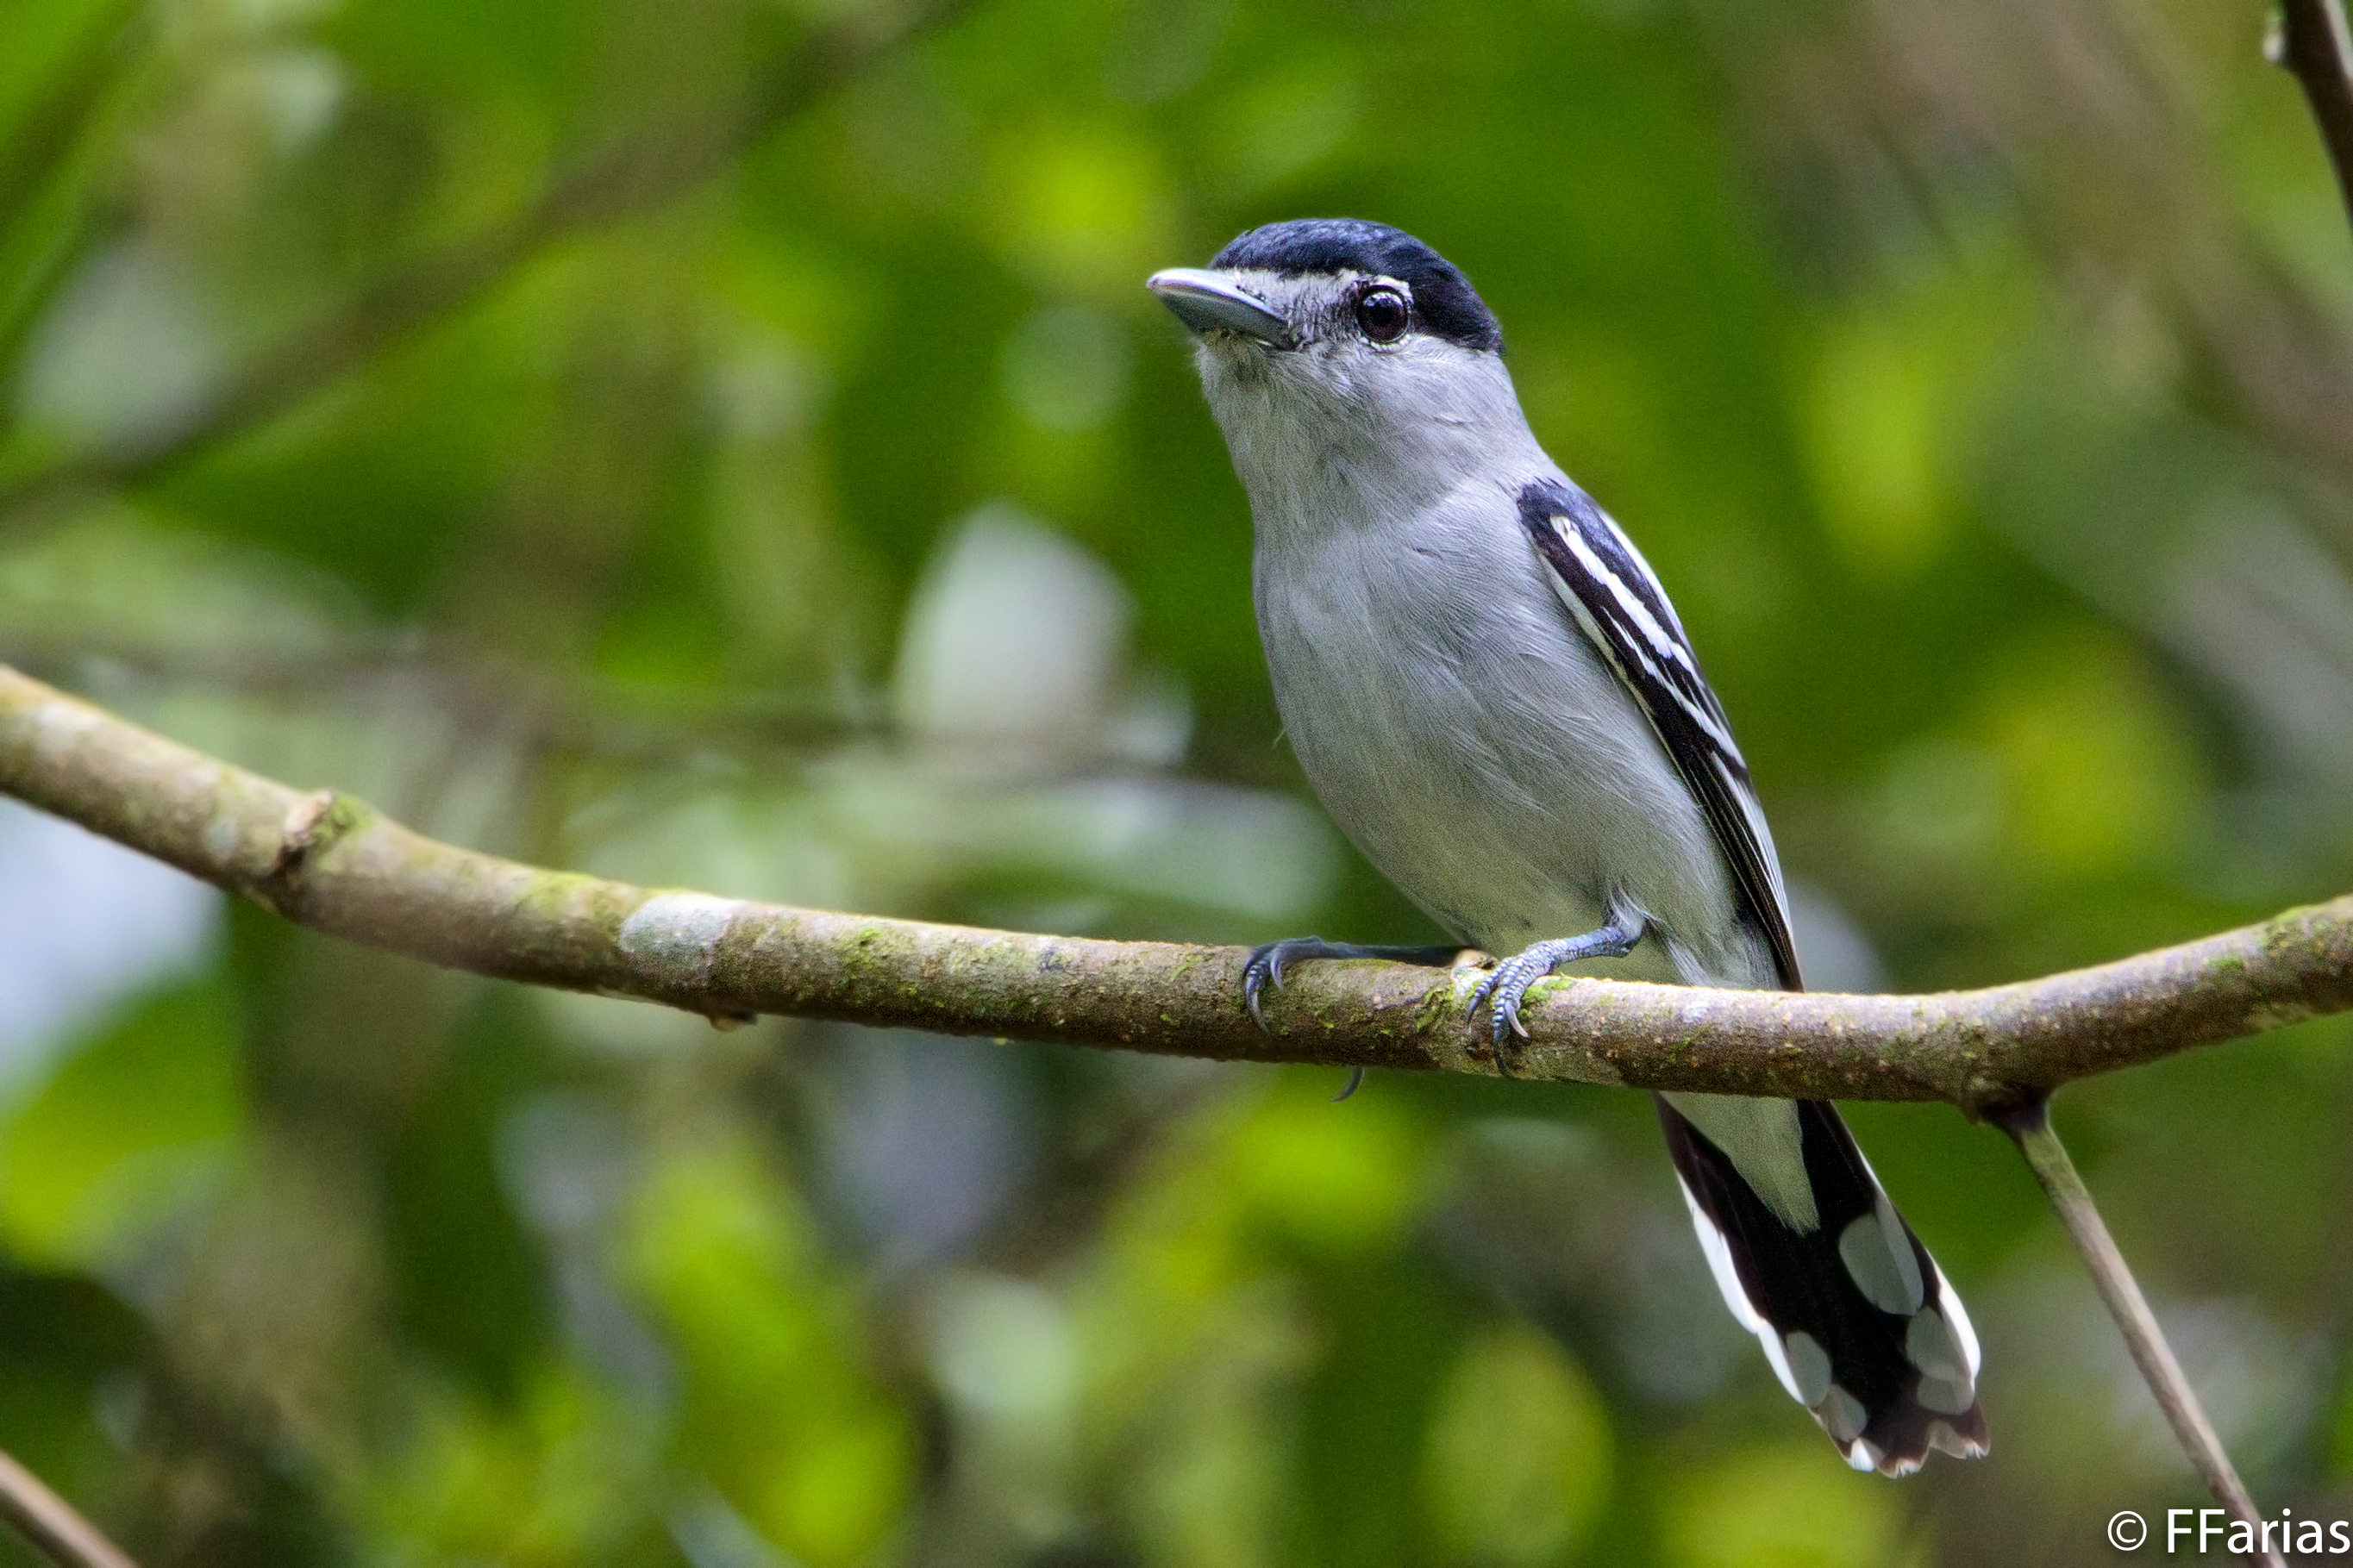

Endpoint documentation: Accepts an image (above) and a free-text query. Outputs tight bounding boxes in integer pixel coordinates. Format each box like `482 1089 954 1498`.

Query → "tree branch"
2276 0 2353 232
1999 1103 2282 1565
0 0 976 526
0 1446 139 1568
4 664 2350 1109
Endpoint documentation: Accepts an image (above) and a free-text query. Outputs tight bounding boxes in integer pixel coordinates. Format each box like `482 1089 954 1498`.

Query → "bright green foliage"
1658 1446 1906 1568
1423 1324 1612 1565
0 978 243 1271
625 1131 914 1565
1 0 2351 1562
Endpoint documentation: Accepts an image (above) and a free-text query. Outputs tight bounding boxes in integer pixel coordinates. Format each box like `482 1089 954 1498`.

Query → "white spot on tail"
1822 1384 1868 1445
1935 1265 1983 1381
1928 1418 1987 1460
1837 1196 1925 1315
1674 1173 1803 1403
1782 1331 1832 1408
1848 1127 1983 1387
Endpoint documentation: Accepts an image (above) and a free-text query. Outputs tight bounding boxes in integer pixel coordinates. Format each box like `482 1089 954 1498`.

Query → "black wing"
1516 477 1802 990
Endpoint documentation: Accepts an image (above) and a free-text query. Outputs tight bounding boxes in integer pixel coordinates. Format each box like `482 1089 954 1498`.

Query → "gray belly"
1253 497 1759 987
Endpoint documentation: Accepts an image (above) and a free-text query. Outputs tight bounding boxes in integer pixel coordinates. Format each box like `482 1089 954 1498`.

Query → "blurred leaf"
623 1126 913 1567
0 976 241 1270
353 1364 662 1566
1657 1445 1906 1568
1229 1072 1424 1257
1421 1323 1611 1568
382 993 555 1407
0 0 2349 1559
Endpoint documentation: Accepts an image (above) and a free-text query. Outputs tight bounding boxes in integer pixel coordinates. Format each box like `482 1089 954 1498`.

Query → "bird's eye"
1355 287 1410 343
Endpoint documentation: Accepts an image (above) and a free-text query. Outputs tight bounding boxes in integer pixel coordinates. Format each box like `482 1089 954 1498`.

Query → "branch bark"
4 664 2350 1112
0 1447 139 1568
1999 1103 2283 1567
0 0 975 526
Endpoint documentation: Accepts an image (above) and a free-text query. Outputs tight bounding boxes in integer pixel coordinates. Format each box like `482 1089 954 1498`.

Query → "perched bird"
1147 218 1986 1475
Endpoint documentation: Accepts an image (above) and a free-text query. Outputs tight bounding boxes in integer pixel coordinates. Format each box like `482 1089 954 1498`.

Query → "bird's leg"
1467 909 1648 1069
1242 938 1464 1026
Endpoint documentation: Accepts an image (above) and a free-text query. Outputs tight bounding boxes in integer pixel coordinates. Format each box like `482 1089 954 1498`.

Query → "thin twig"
3 664 2351 1104
0 1447 140 1568
2275 0 2353 232
1997 1101 2282 1567
0 0 978 526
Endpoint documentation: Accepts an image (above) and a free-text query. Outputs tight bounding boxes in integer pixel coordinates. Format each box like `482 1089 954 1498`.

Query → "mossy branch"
0 1446 138 1568
4 664 2350 1112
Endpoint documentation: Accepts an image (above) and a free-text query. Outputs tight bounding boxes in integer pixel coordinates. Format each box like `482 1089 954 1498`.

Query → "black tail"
1657 1095 1987 1476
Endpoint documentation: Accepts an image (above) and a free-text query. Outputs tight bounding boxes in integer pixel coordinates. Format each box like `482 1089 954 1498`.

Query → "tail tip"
1830 1397 1991 1477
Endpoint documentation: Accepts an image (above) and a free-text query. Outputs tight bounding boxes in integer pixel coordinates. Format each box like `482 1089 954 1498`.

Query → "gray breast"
1250 477 1756 986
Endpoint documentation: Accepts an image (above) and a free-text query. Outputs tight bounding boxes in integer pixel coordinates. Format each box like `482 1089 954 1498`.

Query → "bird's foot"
1467 911 1647 1074
1242 938 1463 1028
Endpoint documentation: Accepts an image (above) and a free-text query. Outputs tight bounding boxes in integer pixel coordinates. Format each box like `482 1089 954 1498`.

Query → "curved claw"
1466 970 1500 1028
1242 936 1319 1028
1466 957 1543 1076
1497 964 1543 1044
1465 913 1649 1078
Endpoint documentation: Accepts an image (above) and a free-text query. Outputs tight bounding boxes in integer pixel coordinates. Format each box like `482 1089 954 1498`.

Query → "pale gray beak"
1147 268 1292 347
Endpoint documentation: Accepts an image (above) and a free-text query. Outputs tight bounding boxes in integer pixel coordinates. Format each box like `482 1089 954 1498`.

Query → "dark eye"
1355 287 1410 343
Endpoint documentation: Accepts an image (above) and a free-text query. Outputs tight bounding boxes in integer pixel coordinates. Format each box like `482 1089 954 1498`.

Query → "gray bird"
1148 218 1986 1475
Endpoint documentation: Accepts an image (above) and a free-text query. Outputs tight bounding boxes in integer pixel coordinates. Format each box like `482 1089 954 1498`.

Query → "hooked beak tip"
1147 268 1292 348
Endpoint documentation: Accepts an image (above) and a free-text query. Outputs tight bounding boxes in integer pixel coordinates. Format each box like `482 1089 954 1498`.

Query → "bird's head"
1147 219 1523 503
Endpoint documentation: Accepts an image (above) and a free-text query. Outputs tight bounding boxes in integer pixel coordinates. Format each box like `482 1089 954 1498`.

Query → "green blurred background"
2 0 2351 1562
